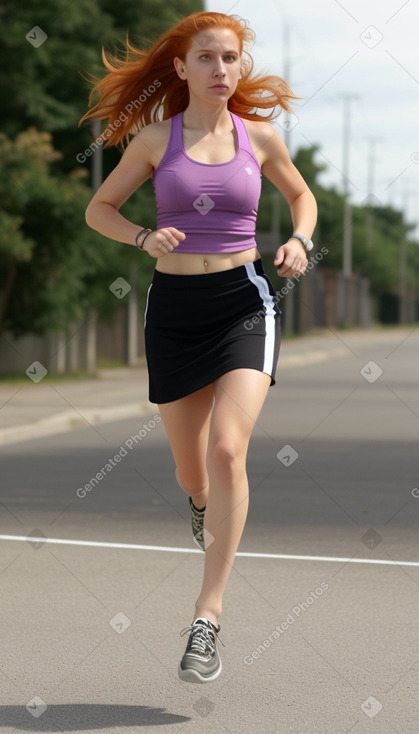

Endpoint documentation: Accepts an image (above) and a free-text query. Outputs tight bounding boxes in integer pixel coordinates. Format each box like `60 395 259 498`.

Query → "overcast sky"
205 0 419 234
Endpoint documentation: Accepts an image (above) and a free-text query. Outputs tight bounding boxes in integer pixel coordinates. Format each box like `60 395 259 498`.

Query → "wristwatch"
289 233 314 252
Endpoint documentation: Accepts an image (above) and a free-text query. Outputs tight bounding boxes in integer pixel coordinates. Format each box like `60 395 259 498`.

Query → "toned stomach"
154 247 261 275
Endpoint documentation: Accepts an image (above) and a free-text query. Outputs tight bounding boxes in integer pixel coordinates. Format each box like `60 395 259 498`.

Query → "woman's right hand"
143 227 186 257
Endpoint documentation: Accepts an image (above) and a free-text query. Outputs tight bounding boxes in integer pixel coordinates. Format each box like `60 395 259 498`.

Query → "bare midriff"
155 247 261 275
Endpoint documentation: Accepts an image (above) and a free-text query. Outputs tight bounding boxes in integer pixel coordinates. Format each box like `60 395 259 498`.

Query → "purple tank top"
152 111 262 253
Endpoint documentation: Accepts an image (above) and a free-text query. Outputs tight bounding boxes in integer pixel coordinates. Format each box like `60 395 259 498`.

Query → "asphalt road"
0 328 418 734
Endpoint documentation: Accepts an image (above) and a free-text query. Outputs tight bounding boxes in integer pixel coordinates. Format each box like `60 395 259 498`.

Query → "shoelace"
190 502 205 535
191 515 204 536
180 622 225 653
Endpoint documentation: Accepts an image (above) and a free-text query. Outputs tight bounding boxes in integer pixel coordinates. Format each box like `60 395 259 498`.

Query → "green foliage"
0 0 417 340
0 0 203 338
101 0 206 44
0 0 204 171
292 146 328 187
0 129 107 335
257 144 419 300
0 1 114 142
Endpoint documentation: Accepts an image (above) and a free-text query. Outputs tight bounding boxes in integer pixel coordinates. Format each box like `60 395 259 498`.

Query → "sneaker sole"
178 660 222 683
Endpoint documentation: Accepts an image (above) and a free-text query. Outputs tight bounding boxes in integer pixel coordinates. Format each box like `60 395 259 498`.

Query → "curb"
0 401 156 447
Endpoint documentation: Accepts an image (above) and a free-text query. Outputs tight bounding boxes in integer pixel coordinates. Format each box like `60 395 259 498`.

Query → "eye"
225 55 237 62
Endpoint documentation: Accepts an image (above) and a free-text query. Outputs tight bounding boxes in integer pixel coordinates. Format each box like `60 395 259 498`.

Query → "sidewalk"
0 327 410 446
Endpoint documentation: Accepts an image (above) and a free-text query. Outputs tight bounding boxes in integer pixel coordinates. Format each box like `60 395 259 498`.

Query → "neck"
182 100 232 133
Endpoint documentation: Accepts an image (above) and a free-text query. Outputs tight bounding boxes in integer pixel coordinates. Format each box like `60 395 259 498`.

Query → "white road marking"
0 534 418 567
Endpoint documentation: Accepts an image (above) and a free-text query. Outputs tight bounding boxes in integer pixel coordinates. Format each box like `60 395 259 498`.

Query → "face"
174 28 242 103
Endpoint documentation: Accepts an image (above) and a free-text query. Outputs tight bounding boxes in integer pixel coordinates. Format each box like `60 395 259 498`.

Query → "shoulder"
137 118 172 142
240 118 289 167
131 118 174 168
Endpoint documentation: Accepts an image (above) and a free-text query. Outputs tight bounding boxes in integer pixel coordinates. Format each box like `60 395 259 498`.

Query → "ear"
173 57 187 80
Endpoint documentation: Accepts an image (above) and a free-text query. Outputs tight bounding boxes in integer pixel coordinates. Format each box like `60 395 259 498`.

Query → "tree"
0 129 107 336
0 0 203 340
256 144 419 310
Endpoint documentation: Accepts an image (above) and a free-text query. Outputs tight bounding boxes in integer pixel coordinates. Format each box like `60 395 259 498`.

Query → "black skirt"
144 258 282 404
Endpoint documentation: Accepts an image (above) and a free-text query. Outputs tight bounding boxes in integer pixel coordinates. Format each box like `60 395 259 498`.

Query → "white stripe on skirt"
143 283 153 327
244 262 277 376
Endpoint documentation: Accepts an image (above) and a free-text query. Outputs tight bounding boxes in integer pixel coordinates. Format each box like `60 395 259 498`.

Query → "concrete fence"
0 226 380 381
0 311 97 377
0 267 372 376
281 267 373 334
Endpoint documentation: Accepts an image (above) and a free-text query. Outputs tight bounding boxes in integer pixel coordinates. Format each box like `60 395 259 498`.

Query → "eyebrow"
194 49 239 54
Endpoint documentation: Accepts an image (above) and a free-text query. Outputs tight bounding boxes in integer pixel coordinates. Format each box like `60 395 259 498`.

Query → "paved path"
0 325 418 733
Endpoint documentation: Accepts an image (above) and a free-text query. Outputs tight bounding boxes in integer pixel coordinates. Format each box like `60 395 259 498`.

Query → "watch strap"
289 233 313 252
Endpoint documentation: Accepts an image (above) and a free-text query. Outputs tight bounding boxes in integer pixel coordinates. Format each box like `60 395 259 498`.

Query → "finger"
277 267 294 277
277 257 295 275
277 262 304 278
285 256 306 275
164 230 184 247
169 227 186 242
156 231 177 249
273 251 285 266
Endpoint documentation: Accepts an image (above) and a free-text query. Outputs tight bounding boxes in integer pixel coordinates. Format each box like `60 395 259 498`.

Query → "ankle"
194 607 220 628
190 488 208 511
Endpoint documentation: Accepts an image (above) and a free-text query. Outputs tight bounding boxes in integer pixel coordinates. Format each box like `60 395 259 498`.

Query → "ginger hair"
79 11 296 148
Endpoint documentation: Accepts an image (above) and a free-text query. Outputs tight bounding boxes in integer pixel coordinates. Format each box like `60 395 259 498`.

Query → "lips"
210 85 228 90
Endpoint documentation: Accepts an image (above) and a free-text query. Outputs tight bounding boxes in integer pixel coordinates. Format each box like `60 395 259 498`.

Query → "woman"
81 10 317 683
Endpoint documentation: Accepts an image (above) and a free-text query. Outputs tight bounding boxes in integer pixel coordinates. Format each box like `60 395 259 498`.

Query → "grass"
0 370 97 386
0 358 144 385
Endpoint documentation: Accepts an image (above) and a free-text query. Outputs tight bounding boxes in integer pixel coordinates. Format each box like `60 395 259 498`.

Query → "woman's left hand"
274 240 308 278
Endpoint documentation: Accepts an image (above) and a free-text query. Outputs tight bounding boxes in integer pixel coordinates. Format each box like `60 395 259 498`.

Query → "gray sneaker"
178 617 224 683
189 496 205 551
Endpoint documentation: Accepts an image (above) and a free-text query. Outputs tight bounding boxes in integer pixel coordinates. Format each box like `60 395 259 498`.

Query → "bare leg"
159 370 270 628
193 369 271 626
158 383 214 511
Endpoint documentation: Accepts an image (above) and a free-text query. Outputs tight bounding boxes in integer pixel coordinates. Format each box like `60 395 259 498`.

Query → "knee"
208 439 244 480
175 467 208 495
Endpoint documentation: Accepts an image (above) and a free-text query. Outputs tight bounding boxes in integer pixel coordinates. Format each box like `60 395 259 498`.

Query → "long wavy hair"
79 11 296 148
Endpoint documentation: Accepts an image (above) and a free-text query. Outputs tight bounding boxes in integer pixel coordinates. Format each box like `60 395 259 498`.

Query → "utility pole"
366 136 379 202
341 94 359 278
399 231 407 324
280 21 294 334
399 183 413 325
282 22 291 151
365 136 381 250
339 94 359 327
272 20 292 249
82 120 103 373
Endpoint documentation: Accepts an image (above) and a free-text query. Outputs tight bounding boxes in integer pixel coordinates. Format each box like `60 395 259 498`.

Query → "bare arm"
85 127 185 257
252 122 318 277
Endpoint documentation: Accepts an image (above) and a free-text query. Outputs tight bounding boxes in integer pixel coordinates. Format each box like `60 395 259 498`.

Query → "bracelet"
289 233 314 252
135 228 153 250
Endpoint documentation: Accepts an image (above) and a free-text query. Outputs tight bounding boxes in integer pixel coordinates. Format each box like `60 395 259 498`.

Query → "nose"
213 57 226 77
